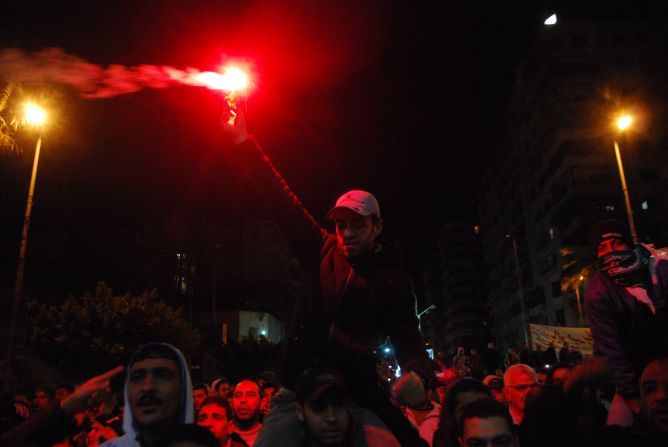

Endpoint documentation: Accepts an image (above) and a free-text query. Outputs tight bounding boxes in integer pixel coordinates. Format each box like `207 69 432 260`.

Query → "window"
548 226 555 240
642 200 649 210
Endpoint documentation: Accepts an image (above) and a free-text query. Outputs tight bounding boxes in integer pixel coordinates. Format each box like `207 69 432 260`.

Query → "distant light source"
544 14 557 25
260 329 267 336
616 115 633 132
24 103 47 126
384 347 391 354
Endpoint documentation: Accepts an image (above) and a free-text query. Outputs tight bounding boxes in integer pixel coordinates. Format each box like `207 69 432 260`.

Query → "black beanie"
587 219 632 249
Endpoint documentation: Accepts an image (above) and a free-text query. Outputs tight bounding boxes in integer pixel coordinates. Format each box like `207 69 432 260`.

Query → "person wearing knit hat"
584 219 668 428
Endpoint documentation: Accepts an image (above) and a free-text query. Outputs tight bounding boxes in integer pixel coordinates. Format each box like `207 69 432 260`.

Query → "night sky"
1 0 664 299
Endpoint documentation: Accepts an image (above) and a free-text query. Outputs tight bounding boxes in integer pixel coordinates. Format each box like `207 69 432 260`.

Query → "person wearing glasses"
502 364 538 426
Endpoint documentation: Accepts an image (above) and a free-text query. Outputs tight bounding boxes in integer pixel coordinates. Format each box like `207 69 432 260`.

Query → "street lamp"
574 275 585 323
6 102 47 389
417 304 437 331
612 114 639 244
506 234 529 345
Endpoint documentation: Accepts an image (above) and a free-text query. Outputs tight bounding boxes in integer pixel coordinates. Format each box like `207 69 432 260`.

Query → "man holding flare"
220 106 432 447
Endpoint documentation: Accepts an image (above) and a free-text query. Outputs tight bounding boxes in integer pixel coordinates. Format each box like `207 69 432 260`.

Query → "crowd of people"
439 342 584 381
2 102 667 446
1 341 667 447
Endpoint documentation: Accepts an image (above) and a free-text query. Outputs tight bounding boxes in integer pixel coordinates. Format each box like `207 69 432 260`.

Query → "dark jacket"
584 261 668 399
520 384 666 447
235 137 431 447
0 402 75 446
236 137 432 397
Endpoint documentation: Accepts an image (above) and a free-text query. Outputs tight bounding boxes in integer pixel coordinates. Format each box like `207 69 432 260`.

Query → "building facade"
478 18 668 349
422 221 489 355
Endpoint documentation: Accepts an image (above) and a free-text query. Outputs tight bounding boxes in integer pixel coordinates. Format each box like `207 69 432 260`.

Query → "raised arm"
221 110 327 265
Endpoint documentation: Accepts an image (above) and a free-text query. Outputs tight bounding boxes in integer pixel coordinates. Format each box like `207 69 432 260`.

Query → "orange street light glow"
195 66 250 92
24 103 47 126
616 115 632 132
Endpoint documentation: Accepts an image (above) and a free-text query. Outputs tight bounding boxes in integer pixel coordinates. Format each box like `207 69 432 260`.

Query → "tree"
0 83 17 151
27 282 200 377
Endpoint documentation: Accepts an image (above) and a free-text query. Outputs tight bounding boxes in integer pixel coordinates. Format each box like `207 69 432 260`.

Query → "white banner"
529 323 593 356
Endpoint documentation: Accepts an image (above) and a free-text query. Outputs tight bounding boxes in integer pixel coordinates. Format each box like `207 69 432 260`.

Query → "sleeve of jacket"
584 276 639 399
234 136 327 265
0 402 75 446
383 270 434 384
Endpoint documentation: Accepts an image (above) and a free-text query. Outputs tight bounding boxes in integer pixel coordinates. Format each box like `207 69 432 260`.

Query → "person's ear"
373 219 383 239
503 386 511 401
294 402 304 422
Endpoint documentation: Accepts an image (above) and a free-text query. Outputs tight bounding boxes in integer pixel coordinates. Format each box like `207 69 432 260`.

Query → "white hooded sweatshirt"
101 343 194 447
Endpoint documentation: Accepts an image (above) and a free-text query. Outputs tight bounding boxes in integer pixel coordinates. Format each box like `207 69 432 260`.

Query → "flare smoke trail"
0 48 244 98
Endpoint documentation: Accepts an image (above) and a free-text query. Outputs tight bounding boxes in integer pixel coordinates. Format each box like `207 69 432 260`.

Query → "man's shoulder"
584 272 615 301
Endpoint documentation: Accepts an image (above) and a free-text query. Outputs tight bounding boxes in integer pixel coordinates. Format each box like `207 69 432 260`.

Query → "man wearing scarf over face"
585 219 668 427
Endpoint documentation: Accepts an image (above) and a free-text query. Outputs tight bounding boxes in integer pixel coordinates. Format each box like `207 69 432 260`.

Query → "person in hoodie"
585 219 668 426
102 342 194 447
221 110 432 447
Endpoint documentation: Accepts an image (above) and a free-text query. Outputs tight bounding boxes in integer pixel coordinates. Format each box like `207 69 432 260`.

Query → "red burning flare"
192 66 250 92
0 48 253 99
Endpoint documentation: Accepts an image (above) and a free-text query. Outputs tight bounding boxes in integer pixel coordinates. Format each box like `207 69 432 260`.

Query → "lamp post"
574 275 584 323
506 234 529 345
6 103 47 389
613 114 639 244
417 304 437 331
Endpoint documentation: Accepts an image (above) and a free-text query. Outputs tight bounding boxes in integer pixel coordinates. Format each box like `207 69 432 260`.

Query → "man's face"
503 370 537 414
193 389 207 410
536 372 548 385
333 209 381 260
55 387 72 403
459 416 518 447
298 388 351 446
640 359 668 434
33 390 51 411
262 386 277 400
128 357 182 428
217 383 231 398
197 403 230 444
597 237 630 258
232 380 261 422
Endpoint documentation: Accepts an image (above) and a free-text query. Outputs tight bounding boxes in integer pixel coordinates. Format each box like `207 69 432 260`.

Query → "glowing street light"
7 102 48 388
544 14 557 26
616 114 632 132
24 102 47 126
612 113 639 244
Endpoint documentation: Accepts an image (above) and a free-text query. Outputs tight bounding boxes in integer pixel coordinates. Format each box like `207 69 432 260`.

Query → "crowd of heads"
2 339 667 447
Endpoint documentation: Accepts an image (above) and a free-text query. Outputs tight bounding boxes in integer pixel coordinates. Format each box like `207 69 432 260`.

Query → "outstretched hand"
562 358 609 396
221 102 249 146
60 366 124 417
